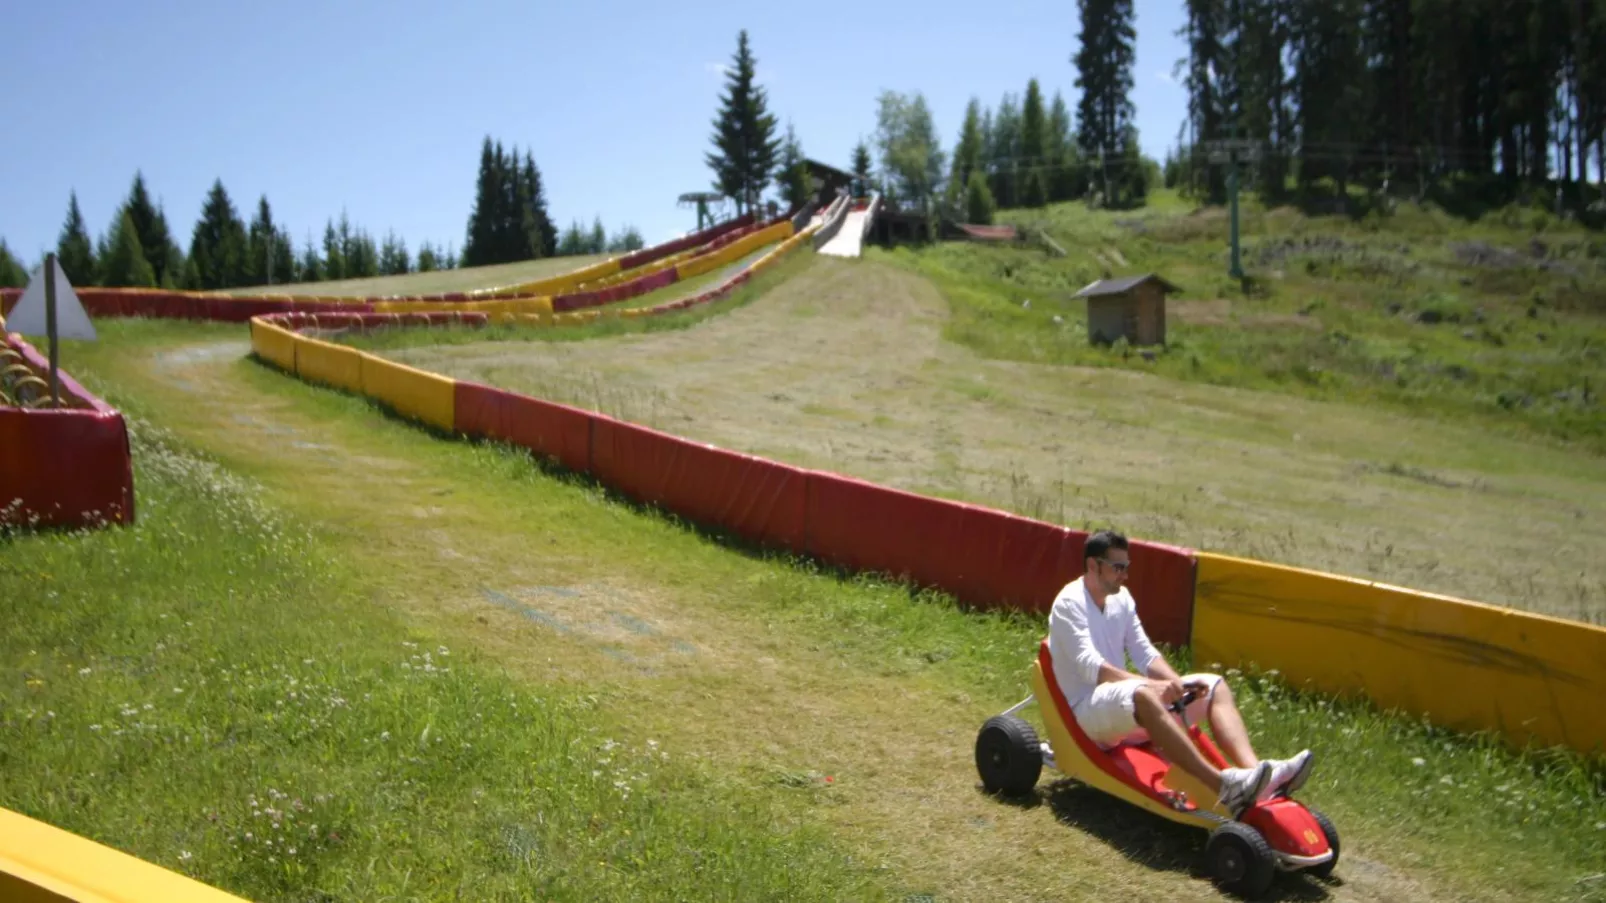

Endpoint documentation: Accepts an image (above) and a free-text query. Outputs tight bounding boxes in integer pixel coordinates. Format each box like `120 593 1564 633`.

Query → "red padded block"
453 382 593 475
590 417 808 550
0 408 134 528
805 474 1049 608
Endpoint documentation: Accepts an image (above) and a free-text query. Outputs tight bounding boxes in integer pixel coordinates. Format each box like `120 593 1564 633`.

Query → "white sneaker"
1258 749 1314 801
1218 761 1273 816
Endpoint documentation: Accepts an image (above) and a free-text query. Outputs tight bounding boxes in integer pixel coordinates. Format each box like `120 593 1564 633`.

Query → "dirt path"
84 332 1454 903
390 256 1606 624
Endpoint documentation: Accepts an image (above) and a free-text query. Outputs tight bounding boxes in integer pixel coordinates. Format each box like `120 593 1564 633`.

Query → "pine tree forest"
4 136 641 290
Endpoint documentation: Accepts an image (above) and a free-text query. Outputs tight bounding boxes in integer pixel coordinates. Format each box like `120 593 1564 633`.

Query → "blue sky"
0 0 1190 266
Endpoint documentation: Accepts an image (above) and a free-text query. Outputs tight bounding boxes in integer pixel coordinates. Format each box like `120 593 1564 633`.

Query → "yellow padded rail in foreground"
359 353 456 432
248 319 296 372
1192 552 1606 755
0 807 252 903
292 337 363 393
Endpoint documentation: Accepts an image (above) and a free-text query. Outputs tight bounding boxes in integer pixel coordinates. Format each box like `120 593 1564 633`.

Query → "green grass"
341 248 816 352
8 309 1605 900
878 190 1606 451
228 255 608 299
0 412 879 901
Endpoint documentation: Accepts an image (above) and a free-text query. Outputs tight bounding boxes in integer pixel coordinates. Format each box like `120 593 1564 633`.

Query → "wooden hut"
1072 274 1181 347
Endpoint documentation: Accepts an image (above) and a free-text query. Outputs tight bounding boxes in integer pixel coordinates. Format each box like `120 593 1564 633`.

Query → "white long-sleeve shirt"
1046 576 1165 711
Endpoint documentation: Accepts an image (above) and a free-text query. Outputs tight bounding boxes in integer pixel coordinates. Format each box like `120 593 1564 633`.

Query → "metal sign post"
44 252 59 406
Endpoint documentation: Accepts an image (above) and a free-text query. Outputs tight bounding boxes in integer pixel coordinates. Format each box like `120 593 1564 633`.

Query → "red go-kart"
974 639 1339 898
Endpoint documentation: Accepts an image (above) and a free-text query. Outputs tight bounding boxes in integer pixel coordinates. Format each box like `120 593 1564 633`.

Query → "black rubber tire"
974 714 1042 796
1307 808 1341 879
1206 821 1278 899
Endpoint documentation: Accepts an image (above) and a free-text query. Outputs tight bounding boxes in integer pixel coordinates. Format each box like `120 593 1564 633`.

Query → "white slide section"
818 193 878 258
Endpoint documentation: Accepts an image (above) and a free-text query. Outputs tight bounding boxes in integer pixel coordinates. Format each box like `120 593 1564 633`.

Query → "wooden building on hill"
1072 274 1180 347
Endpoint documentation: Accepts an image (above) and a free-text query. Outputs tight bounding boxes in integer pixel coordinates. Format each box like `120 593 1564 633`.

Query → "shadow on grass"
980 778 1338 901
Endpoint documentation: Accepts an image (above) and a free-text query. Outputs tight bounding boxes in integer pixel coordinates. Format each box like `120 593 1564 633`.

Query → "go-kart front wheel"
1206 821 1277 899
1306 808 1340 879
974 714 1042 796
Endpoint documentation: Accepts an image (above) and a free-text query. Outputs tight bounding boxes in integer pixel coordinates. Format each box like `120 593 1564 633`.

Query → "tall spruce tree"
988 94 1022 208
379 231 410 275
706 30 781 214
1075 0 1138 206
100 209 156 288
299 235 323 283
188 180 249 290
123 173 180 287
464 137 500 267
851 140 873 180
1021 79 1050 207
523 152 557 258
322 221 345 281
56 192 97 287
416 242 439 273
1047 90 1083 200
946 99 987 214
776 122 811 211
246 196 280 285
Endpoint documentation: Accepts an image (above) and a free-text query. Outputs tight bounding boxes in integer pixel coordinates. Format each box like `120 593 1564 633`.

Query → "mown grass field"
360 250 1606 627
4 304 1601 901
228 254 607 299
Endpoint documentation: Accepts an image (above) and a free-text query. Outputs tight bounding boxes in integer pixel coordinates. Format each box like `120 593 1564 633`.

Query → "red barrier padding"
618 212 755 270
0 337 134 528
802 473 1194 644
590 417 807 550
452 381 592 475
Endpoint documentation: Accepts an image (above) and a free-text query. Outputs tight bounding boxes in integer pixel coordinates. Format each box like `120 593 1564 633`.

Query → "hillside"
882 190 1605 452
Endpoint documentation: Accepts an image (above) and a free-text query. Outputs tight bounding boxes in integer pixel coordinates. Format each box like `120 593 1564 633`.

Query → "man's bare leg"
1133 686 1223 794
1204 680 1259 769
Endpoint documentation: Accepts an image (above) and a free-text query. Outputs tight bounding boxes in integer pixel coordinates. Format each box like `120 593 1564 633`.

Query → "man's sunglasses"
1097 559 1130 573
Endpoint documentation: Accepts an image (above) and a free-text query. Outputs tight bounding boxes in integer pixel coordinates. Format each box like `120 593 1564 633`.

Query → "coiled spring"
0 342 55 408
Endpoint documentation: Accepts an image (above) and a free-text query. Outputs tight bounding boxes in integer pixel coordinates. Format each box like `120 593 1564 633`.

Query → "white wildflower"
1411 757 1426 767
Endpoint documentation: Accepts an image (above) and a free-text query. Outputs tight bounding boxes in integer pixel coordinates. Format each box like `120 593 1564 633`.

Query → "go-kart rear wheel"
1306 808 1340 879
974 714 1042 796
1206 821 1277 899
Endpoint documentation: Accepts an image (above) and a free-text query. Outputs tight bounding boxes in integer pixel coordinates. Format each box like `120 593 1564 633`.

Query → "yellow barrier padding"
294 337 363 393
359 353 456 432
1193 552 1606 755
0 807 252 903
494 258 623 297
249 319 297 372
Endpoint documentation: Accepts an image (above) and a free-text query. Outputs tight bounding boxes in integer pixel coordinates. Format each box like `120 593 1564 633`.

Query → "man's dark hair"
1084 530 1129 563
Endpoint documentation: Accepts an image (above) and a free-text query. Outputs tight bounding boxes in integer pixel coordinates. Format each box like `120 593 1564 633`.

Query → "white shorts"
1072 673 1223 748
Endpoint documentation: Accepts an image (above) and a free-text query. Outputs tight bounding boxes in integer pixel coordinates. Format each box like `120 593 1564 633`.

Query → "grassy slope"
228 254 608 298
359 254 1606 625
886 190 1605 452
10 320 1599 902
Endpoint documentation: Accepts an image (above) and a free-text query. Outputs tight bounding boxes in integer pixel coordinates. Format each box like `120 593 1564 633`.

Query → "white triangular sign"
7 258 97 341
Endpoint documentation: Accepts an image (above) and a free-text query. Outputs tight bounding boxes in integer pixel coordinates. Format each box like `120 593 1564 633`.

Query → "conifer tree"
706 30 781 214
1021 78 1050 206
247 196 279 285
946 99 987 214
322 221 345 281
124 172 180 287
966 171 997 224
417 242 439 272
776 123 811 210
188 180 249 289
464 137 500 267
1074 0 1139 206
0 240 25 288
100 209 156 287
299 235 323 283
851 140 873 180
56 192 97 287
379 231 410 275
